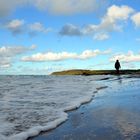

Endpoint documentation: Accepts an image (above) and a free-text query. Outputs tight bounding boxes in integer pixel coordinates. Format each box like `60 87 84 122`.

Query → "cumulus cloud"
4 19 51 36
22 49 111 62
93 33 109 40
84 5 134 34
106 5 134 21
0 45 36 68
131 12 140 27
78 49 111 59
0 44 36 57
22 52 77 62
29 22 52 36
5 19 25 35
59 5 134 38
59 24 83 36
110 51 140 62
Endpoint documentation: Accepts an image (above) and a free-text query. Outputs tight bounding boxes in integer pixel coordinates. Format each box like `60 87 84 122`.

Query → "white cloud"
4 20 51 36
5 19 25 35
59 5 134 38
22 49 111 62
29 22 51 35
106 5 134 21
131 12 140 27
84 5 134 34
93 33 109 40
110 51 140 62
0 45 36 68
0 64 11 68
22 52 77 62
78 49 110 59
0 44 36 57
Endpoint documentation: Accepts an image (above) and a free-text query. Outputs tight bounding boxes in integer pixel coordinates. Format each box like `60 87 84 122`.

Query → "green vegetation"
51 69 140 76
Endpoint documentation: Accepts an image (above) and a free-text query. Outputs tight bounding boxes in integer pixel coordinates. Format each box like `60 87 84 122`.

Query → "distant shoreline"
51 69 140 75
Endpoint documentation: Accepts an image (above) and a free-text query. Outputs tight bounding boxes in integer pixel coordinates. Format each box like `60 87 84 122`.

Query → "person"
115 60 121 74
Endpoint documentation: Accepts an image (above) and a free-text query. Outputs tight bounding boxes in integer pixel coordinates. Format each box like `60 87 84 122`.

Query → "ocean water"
0 75 139 140
0 75 109 140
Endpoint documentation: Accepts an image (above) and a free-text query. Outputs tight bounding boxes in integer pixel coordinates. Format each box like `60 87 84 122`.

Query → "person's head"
116 60 119 62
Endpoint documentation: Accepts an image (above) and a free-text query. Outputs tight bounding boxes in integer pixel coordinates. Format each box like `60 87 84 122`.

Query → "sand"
29 76 140 140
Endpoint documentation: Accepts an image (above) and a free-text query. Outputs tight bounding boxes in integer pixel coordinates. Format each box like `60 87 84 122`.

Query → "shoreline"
28 86 108 140
27 80 110 140
28 88 108 140
3 75 111 140
29 75 140 140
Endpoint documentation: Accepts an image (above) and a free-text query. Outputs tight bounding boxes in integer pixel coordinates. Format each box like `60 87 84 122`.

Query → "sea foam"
0 75 135 140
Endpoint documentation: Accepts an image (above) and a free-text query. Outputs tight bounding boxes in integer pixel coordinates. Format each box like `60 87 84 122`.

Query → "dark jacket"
115 61 121 70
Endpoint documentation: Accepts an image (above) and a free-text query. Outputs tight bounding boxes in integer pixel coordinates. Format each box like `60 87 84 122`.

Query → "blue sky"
0 0 140 75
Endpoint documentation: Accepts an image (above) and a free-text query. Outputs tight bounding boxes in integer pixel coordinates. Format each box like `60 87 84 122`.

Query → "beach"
1 0 140 139
0 75 109 140
30 75 140 140
0 75 140 140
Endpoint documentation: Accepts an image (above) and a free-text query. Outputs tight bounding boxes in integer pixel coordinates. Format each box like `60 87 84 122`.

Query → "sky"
0 0 140 75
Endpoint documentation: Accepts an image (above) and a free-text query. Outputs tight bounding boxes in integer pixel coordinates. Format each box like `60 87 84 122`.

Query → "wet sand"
30 76 140 140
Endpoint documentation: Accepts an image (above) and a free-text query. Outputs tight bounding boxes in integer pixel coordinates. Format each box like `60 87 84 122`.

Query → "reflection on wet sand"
117 75 122 84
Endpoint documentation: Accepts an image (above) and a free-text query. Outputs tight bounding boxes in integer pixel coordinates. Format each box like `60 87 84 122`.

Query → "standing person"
115 60 121 74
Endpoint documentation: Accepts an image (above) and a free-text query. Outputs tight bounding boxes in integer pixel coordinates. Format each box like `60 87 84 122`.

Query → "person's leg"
117 69 120 74
116 69 119 74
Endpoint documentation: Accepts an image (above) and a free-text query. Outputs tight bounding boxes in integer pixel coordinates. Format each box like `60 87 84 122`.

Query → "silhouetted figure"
115 60 121 74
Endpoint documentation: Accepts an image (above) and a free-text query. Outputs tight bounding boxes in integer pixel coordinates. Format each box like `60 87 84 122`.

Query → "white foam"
1 75 136 140
7 96 93 140
10 112 68 140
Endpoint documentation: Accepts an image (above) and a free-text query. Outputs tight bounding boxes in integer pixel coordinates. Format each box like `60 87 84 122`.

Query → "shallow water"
0 75 138 140
0 75 112 140
30 75 140 140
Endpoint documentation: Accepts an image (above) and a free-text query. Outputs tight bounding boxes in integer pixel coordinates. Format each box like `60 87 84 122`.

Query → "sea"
0 75 139 140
